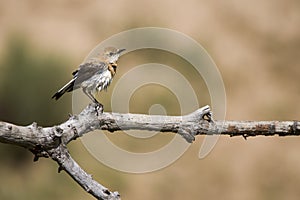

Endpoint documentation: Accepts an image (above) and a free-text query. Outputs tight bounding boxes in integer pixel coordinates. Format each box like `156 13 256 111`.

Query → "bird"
52 47 126 111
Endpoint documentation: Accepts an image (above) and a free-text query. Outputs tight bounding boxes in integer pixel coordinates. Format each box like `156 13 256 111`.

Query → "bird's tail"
52 78 76 100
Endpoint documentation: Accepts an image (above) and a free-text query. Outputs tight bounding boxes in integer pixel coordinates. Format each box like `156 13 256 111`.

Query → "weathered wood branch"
47 145 120 200
0 103 299 199
215 120 300 138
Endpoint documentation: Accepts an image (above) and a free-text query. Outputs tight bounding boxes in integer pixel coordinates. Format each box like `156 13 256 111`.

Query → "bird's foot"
88 102 104 116
94 102 103 116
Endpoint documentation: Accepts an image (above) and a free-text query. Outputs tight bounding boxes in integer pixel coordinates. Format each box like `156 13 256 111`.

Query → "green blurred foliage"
0 34 72 174
0 35 71 126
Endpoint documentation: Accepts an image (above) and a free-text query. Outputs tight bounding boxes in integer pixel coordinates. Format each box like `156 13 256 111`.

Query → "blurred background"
0 0 300 199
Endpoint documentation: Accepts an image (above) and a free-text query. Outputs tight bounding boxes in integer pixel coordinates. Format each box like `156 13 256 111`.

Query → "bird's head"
102 47 126 64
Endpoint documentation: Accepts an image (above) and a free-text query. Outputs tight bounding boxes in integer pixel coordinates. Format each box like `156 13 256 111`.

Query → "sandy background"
0 0 300 199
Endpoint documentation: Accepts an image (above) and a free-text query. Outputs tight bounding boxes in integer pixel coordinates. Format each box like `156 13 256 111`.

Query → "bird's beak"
117 48 126 54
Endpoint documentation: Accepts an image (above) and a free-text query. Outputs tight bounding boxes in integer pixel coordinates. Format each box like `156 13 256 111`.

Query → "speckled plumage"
52 47 125 107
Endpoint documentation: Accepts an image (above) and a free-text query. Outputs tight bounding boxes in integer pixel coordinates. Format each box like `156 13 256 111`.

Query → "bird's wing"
73 59 108 86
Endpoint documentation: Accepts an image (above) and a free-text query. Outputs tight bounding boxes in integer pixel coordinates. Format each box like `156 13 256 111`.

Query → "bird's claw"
202 112 214 123
94 103 103 115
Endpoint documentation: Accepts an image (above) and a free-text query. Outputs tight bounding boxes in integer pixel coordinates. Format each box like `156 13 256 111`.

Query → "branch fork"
1 104 300 199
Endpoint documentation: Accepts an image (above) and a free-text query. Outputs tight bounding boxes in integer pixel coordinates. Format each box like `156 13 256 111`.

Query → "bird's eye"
109 52 114 56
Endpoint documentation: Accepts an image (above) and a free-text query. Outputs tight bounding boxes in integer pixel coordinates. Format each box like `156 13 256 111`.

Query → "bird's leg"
94 99 104 114
83 89 103 114
89 94 104 115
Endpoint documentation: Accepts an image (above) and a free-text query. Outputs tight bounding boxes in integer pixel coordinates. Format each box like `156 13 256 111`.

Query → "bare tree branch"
48 145 120 200
0 103 299 199
214 120 300 139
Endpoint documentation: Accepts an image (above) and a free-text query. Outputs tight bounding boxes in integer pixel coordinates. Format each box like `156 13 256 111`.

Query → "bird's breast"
81 69 113 92
95 70 113 92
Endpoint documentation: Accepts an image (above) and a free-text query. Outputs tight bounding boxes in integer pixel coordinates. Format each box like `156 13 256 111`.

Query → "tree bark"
0 103 299 199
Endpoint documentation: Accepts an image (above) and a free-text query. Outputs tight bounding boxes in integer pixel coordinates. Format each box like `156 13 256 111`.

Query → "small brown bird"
52 47 126 110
